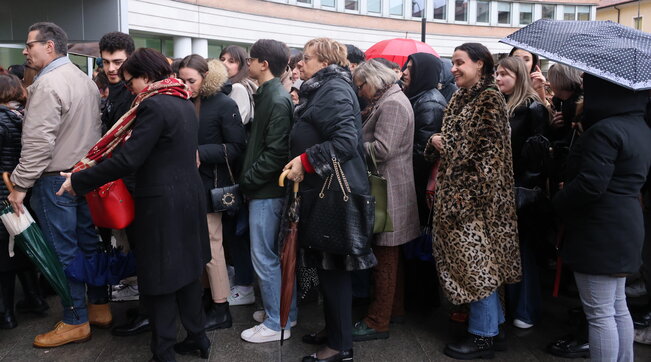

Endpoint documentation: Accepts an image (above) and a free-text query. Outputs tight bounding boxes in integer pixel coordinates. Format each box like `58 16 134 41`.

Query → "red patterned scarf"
73 77 190 172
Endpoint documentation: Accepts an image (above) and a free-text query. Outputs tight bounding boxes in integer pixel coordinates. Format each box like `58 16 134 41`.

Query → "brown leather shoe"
33 321 91 348
88 303 113 328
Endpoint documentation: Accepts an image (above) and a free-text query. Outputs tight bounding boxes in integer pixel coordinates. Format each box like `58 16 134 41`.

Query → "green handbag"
367 147 393 233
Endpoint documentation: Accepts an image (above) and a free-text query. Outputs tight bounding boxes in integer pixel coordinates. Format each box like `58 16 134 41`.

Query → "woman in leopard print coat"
426 43 521 360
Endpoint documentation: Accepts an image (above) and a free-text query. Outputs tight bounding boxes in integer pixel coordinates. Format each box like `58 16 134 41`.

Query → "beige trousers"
205 213 230 303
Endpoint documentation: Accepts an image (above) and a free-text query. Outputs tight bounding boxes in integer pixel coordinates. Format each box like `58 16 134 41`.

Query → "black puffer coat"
195 60 246 212
291 65 376 271
0 105 31 271
553 74 651 275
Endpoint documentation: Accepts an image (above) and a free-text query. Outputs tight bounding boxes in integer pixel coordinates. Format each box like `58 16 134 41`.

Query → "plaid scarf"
73 77 190 172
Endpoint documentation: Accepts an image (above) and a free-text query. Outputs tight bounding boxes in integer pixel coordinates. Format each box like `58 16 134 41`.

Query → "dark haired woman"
509 47 548 104
426 43 521 360
58 48 211 361
220 45 257 125
178 55 246 332
0 73 49 330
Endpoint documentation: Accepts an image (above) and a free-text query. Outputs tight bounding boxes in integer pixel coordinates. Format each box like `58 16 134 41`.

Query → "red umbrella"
278 170 300 346
365 38 439 67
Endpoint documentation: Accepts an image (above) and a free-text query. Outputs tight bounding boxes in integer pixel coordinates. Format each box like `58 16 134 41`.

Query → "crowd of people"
0 20 651 362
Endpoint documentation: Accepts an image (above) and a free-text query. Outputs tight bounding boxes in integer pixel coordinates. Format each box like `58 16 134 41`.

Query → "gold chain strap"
318 157 351 202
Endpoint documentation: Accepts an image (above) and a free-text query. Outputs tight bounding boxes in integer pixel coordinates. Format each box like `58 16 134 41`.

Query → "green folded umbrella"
1 202 77 319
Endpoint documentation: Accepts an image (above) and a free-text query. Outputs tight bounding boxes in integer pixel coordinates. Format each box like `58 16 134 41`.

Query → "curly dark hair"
345 44 366 65
99 32 135 56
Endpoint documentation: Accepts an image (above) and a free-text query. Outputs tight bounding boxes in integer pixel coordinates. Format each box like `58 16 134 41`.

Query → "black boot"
0 272 17 329
174 334 210 359
204 301 232 331
112 313 151 336
444 333 495 360
15 269 49 314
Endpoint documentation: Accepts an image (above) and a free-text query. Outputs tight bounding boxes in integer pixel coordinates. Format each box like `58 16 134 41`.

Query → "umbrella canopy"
500 19 651 90
365 38 439 67
277 170 300 346
1 173 77 318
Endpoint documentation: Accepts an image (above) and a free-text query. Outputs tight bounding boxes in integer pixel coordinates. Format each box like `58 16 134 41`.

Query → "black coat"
509 99 548 186
553 75 651 275
101 82 135 133
291 65 375 271
0 106 31 272
195 92 245 212
72 94 210 295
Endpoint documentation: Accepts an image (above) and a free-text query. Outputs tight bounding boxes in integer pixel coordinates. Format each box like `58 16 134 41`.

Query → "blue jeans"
30 175 106 324
506 235 541 325
574 272 633 362
248 198 297 331
468 290 505 337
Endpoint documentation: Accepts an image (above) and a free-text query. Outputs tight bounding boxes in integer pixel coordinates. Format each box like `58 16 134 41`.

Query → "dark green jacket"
240 77 293 199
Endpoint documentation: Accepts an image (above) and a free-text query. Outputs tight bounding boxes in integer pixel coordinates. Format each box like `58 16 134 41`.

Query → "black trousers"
143 278 206 361
318 268 352 351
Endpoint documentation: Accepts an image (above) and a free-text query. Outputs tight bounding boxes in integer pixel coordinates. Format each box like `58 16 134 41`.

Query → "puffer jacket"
0 106 23 239
195 60 246 212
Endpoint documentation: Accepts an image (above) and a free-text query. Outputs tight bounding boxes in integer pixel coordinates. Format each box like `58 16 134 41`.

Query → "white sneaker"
513 318 534 329
635 326 651 345
252 310 297 327
227 285 255 306
241 323 290 343
111 284 139 302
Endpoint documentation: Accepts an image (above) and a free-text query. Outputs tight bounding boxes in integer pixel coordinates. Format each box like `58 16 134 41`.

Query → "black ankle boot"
204 301 232 331
15 269 49 314
0 272 17 329
174 334 210 359
444 333 495 360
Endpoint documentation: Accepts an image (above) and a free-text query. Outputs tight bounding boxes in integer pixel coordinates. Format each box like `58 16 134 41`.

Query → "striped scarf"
73 77 190 172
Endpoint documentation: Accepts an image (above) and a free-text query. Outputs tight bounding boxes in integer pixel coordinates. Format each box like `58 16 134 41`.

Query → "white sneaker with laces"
513 318 534 329
252 310 297 327
241 323 290 343
111 285 140 302
227 285 255 306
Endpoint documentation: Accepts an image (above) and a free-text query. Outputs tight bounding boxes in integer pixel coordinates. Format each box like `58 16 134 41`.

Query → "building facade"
597 0 649 32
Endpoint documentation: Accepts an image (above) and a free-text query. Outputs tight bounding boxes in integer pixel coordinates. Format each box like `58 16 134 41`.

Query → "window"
564 5 576 20
455 0 468 22
390 0 403 16
433 0 447 20
519 3 533 25
577 5 590 21
321 0 336 7
297 0 312 4
498 2 511 24
635 16 643 30
367 0 381 13
476 0 489 23
345 0 358 10
542 4 555 19
412 0 425 17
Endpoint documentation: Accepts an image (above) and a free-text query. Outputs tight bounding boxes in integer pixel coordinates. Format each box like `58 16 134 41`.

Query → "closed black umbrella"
500 19 651 90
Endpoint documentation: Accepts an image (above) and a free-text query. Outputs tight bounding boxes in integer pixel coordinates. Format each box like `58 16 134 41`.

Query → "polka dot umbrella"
501 19 651 90
365 38 439 67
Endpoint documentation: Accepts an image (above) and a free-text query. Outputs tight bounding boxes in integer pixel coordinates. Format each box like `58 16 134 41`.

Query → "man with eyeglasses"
8 22 104 348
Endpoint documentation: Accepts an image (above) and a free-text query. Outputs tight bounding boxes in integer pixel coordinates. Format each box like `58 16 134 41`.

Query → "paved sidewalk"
1 291 650 361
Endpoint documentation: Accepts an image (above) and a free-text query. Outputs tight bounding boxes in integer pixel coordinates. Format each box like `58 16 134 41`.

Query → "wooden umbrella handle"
2 172 13 193
278 170 300 193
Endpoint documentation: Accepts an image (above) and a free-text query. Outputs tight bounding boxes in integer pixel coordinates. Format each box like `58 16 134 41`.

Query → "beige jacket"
12 62 101 189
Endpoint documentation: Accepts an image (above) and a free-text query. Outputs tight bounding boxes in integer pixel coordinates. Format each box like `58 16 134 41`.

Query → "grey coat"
362 84 420 247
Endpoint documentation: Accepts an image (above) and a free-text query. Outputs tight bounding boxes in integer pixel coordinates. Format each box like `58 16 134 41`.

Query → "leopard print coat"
425 79 522 305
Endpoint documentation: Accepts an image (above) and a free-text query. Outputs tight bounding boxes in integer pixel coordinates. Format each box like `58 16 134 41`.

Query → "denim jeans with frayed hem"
468 290 505 337
30 175 106 325
248 198 297 331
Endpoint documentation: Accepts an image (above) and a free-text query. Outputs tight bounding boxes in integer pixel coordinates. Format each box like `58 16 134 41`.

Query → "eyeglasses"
123 75 135 89
24 40 47 50
302 55 312 63
245 57 257 64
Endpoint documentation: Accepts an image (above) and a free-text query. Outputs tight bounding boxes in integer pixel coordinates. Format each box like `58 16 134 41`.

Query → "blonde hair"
353 59 398 94
548 63 582 93
497 57 543 118
304 38 349 68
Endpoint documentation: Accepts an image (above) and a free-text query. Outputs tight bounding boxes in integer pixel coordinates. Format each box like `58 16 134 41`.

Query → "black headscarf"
402 52 442 98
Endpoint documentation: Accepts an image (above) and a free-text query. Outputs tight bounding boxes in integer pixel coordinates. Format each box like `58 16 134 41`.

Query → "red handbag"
85 179 134 229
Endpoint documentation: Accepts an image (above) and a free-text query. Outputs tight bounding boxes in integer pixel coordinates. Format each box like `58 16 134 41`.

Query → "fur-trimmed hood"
200 59 229 98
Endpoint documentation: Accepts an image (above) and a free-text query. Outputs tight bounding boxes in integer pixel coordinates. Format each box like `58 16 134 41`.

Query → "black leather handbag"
298 156 375 256
210 144 243 214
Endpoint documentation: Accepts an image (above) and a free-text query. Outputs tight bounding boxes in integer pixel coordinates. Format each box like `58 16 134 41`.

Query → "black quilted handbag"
298 156 375 255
